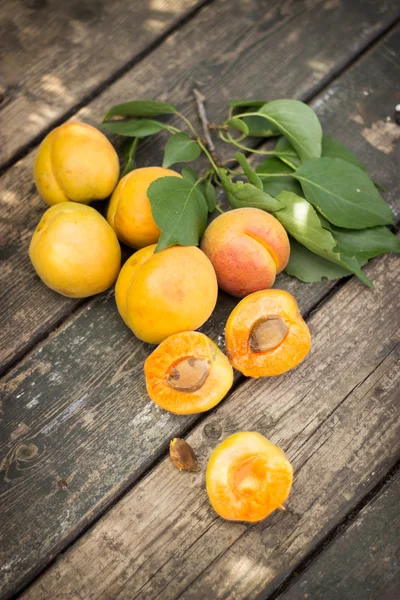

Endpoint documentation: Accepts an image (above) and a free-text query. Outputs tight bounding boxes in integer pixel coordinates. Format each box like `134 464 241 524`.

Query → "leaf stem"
215 205 225 214
197 138 219 172
256 172 290 177
176 111 198 137
122 137 139 176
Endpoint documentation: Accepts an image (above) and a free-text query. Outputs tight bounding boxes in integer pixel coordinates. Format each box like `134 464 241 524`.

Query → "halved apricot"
206 432 293 522
144 331 233 414
225 289 311 377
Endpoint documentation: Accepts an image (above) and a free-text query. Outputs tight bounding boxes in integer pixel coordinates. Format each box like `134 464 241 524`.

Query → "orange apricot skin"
201 207 290 297
225 289 311 377
107 167 182 249
206 432 293 522
145 332 233 414
115 245 218 344
34 122 119 206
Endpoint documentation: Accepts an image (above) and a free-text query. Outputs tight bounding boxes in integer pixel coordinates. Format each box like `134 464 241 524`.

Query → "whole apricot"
115 245 218 344
201 207 290 297
225 289 311 377
145 331 233 414
34 121 119 206
107 167 182 249
206 432 293 522
29 203 121 297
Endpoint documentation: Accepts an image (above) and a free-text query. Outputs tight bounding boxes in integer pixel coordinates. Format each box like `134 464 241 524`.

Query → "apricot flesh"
115 245 218 344
226 289 311 377
34 122 119 206
144 331 233 414
107 167 182 249
206 432 293 522
29 203 121 297
201 207 290 297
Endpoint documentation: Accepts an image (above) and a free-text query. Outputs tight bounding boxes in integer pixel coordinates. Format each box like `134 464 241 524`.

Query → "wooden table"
1 1 399 599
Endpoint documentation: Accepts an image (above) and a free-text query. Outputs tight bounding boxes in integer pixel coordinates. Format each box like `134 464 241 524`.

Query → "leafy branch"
101 96 399 285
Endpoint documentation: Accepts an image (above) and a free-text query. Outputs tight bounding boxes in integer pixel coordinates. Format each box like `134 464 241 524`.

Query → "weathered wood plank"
1 22 400 600
0 0 207 169
20 251 400 600
1 0 400 373
277 471 400 600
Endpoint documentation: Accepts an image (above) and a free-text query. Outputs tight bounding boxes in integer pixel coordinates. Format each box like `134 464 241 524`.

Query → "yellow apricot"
115 245 218 344
107 167 182 249
29 203 121 297
34 122 119 206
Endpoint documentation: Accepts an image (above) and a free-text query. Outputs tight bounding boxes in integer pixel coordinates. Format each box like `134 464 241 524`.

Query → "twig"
193 88 216 153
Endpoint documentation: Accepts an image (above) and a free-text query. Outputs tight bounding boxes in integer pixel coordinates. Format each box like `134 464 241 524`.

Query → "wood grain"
277 471 400 600
0 0 206 168
1 0 400 373
1 21 400 600
20 251 400 600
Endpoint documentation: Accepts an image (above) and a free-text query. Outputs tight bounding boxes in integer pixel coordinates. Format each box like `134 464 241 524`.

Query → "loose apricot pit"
226 289 311 377
206 432 293 522
144 331 233 414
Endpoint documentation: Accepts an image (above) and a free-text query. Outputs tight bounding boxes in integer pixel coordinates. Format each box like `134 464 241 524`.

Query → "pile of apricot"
29 119 312 523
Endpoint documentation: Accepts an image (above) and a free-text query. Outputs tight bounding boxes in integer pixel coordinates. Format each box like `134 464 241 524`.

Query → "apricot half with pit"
34 122 119 206
206 432 293 522
201 207 290 297
225 289 311 377
144 331 233 414
115 245 218 344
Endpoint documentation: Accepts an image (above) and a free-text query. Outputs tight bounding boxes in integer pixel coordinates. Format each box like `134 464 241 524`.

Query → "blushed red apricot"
144 332 233 414
206 432 293 522
201 207 290 297
225 289 311 377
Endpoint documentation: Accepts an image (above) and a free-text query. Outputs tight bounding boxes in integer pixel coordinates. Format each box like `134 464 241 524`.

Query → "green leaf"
322 135 367 172
242 114 280 137
204 181 217 213
148 177 208 251
102 119 169 138
103 100 176 119
256 157 303 197
274 137 301 169
121 138 139 177
235 152 263 190
285 237 352 283
330 225 400 261
275 191 373 287
229 99 267 109
258 99 322 162
162 132 201 168
295 158 395 229
218 169 283 212
181 167 199 184
226 117 249 135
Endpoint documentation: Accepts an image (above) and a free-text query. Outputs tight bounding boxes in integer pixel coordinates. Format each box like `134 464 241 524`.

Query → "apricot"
225 289 311 377
34 121 119 206
115 245 218 344
200 207 290 297
206 432 293 522
29 203 121 297
107 167 182 248
145 331 233 414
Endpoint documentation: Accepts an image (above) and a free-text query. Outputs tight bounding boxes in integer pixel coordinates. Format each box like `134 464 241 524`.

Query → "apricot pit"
144 331 233 414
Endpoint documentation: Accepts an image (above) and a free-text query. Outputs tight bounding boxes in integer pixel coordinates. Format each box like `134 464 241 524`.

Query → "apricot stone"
107 167 182 249
225 289 311 377
201 207 290 297
115 245 218 344
34 122 119 206
29 203 121 298
206 432 293 522
145 331 233 414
